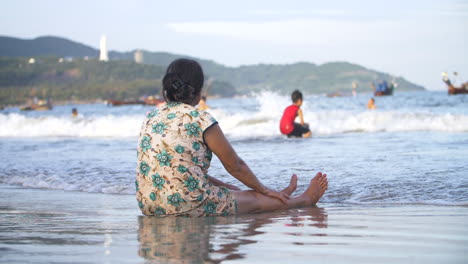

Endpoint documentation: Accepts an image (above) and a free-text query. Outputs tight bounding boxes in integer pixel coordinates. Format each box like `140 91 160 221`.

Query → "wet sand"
0 185 466 264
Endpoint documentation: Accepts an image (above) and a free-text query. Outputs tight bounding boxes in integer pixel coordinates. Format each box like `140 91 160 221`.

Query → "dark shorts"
287 123 310 138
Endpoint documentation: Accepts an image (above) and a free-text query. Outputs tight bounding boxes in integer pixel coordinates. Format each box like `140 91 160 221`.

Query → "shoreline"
1 184 466 263
1 90 442 109
3 182 468 207
2 98 106 109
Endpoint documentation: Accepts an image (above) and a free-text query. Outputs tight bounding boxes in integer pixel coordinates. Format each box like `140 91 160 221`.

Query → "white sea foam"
3 171 467 206
1 105 467 138
2 91 468 138
3 174 134 194
0 113 142 137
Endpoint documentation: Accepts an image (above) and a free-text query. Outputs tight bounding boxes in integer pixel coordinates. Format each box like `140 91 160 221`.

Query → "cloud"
164 6 467 90
165 19 395 46
245 9 348 17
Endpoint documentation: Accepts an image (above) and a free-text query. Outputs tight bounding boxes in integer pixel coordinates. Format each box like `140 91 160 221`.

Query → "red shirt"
280 105 299 135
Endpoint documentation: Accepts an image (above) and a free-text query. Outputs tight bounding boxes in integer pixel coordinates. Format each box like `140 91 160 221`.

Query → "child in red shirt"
280 90 312 138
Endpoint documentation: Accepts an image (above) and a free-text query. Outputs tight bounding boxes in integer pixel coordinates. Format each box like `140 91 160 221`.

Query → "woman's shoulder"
162 102 194 112
168 103 214 118
145 102 216 125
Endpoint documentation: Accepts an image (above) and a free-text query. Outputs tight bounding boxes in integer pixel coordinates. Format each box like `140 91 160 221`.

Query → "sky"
1 0 467 90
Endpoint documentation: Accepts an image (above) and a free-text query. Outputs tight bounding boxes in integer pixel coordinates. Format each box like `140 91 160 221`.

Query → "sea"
0 90 467 206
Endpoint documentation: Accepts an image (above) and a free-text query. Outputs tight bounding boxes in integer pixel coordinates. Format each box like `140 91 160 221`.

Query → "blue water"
0 91 467 205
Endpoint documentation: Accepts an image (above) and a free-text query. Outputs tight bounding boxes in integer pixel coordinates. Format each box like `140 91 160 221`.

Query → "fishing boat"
372 80 395 96
106 96 164 106
106 99 144 106
20 99 53 111
442 72 468 95
142 97 164 106
448 85 468 95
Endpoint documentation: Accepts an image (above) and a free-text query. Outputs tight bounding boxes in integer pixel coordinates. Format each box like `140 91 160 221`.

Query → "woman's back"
134 58 328 217
136 102 218 215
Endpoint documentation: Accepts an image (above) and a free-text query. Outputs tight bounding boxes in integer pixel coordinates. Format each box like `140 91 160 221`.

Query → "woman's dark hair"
291 90 303 103
162 59 204 105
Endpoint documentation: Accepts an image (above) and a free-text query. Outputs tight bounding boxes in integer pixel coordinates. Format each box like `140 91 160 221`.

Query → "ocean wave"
328 201 468 206
3 174 467 207
0 113 142 137
1 110 467 138
1 92 468 138
2 174 135 195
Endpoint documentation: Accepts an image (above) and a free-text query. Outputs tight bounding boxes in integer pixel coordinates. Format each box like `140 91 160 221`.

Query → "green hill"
0 56 237 104
0 36 98 58
0 57 163 104
106 49 424 94
220 61 421 94
0 36 425 105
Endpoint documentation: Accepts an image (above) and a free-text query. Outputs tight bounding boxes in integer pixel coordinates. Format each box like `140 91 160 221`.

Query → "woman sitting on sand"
136 59 328 216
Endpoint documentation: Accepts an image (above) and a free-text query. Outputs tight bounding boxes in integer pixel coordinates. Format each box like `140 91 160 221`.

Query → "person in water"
279 90 312 138
367 98 376 109
136 59 328 216
72 108 79 117
197 95 209 110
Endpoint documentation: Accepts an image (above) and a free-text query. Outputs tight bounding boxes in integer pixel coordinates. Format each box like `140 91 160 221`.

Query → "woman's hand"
260 187 290 204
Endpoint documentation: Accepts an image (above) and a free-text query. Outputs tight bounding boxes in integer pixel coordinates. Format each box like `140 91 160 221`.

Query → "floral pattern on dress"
146 109 158 118
139 161 150 176
136 102 236 216
156 150 172 167
185 123 202 137
151 173 165 190
140 135 152 152
152 122 168 134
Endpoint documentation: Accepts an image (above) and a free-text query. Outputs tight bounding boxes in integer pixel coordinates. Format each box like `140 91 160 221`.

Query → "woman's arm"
208 176 241 191
204 124 289 203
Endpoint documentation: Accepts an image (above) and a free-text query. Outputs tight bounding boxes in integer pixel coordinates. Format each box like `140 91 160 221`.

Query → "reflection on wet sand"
137 207 328 263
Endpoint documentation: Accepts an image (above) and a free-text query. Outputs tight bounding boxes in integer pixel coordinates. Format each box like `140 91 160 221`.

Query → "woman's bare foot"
281 174 298 195
299 172 328 206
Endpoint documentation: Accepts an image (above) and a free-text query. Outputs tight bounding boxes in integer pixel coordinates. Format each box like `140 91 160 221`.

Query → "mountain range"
0 35 424 103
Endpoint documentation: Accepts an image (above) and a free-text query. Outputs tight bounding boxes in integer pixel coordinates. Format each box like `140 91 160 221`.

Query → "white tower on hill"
99 35 109 61
134 50 144 64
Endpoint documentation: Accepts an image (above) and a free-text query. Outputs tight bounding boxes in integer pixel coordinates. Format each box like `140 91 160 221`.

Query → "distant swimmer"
280 90 312 138
71 108 85 120
197 96 210 111
157 101 166 108
367 98 376 109
72 108 79 117
352 80 358 97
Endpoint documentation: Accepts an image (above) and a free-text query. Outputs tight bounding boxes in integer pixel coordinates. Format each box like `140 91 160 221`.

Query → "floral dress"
136 102 237 216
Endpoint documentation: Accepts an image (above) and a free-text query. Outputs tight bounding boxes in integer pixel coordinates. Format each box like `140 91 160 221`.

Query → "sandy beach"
1 184 466 264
